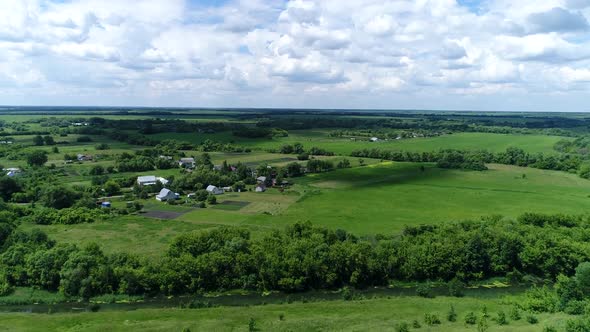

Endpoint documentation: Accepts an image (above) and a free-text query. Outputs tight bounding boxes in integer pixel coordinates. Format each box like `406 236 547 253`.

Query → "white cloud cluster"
2 0 590 110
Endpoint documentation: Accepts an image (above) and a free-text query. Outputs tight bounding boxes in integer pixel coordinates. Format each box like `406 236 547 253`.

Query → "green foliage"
509 306 521 321
412 320 421 328
39 186 79 209
424 313 441 325
394 322 409 332
495 310 508 325
543 326 557 332
447 278 464 297
522 286 559 313
26 150 48 167
447 305 457 322
477 315 489 332
526 315 538 324
565 317 590 332
465 312 477 325
416 283 433 298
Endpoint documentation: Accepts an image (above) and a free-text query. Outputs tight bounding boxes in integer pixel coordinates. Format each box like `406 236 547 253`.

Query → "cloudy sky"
2 0 590 111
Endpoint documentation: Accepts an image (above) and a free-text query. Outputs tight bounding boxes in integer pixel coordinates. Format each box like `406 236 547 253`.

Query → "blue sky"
1 0 590 111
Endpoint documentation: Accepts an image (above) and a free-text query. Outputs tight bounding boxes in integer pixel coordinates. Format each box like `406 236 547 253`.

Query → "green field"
150 131 567 155
24 161 590 256
0 294 572 331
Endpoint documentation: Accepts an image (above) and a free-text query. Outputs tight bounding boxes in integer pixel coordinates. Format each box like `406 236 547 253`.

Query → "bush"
394 322 409 332
495 311 508 325
447 305 457 322
544 326 557 332
565 318 590 332
448 278 464 297
509 306 521 321
565 300 587 315
424 313 441 325
526 315 538 324
412 320 421 328
416 283 433 298
465 312 477 325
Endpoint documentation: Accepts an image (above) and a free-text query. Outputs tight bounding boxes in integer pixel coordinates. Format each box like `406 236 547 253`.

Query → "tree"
89 165 105 176
27 150 48 167
33 135 44 146
103 181 121 196
0 176 21 201
43 136 55 145
40 185 79 209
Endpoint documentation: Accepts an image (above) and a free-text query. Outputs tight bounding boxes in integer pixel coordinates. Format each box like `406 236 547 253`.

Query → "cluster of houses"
0 140 13 145
134 171 274 203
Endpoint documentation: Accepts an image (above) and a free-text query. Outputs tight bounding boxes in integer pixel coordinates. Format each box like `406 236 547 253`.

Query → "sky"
2 0 590 111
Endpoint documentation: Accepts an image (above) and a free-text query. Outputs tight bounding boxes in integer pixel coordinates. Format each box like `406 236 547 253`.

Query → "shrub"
248 318 257 332
447 305 457 322
424 313 441 325
448 278 464 297
495 311 508 325
565 318 590 332
543 326 557 332
465 312 477 325
412 320 421 328
565 300 587 315
416 283 433 298
526 315 538 324
394 322 409 332
509 306 521 321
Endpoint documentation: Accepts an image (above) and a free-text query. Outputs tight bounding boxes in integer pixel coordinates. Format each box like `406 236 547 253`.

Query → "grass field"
23 161 590 256
150 131 567 155
269 162 590 235
0 294 572 331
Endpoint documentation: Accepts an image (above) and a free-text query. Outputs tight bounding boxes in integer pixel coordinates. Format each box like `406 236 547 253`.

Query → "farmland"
2 108 590 329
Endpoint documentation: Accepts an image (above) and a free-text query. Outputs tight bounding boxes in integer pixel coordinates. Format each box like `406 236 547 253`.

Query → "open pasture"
272 162 590 235
0 294 571 332
149 131 567 155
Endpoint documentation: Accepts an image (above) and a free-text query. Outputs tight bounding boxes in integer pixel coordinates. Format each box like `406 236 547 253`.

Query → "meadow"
24 161 590 255
150 131 567 155
0 294 572 331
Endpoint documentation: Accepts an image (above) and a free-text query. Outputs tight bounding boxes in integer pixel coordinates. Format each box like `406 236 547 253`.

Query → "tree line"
1 211 590 299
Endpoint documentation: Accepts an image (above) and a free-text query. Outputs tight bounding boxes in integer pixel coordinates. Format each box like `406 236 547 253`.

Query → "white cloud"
0 0 590 110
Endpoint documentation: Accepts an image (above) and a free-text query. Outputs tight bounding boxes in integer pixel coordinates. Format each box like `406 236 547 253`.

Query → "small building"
255 185 266 192
101 202 111 208
137 175 158 186
156 188 179 201
157 177 169 186
370 137 379 142
206 185 224 195
222 186 232 192
77 154 93 161
159 155 172 160
179 157 195 168
4 168 21 177
256 176 267 183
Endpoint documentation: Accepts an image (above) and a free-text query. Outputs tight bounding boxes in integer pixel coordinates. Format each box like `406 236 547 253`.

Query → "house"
4 168 21 177
255 185 266 192
222 186 232 192
156 188 179 201
370 137 379 142
0 140 12 145
136 176 168 186
77 154 93 161
157 177 169 186
159 155 172 160
206 185 224 195
101 202 111 208
178 157 195 168
256 176 267 183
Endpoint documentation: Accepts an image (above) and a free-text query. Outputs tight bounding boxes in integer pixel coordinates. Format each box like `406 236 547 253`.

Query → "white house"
156 188 179 201
157 177 169 186
4 168 21 177
256 176 267 183
206 185 224 195
137 176 169 186
370 137 379 142
255 185 266 192
77 154 93 161
179 157 195 168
